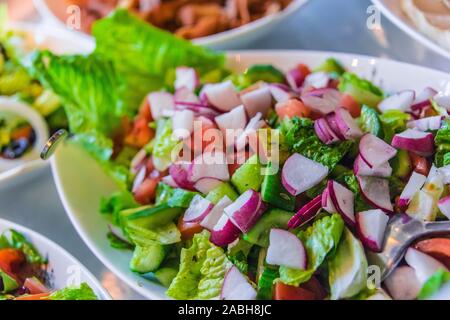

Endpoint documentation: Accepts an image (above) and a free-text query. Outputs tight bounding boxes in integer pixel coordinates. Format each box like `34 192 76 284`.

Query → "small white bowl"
0 218 111 299
33 0 310 50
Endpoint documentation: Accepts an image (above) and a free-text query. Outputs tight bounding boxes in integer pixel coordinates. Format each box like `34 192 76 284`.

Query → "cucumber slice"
359 105 383 138
154 267 179 287
245 64 285 84
261 162 295 211
391 149 411 179
231 155 264 194
130 244 166 274
0 269 19 293
206 182 238 204
120 204 183 229
244 209 293 247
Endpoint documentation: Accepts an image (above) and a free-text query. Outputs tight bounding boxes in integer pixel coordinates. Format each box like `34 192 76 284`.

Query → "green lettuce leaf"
278 214 344 286
0 229 45 264
227 239 253 274
49 283 97 300
418 269 450 300
100 190 139 224
338 72 383 107
328 228 368 300
379 109 410 143
435 120 450 167
166 231 231 300
153 118 182 171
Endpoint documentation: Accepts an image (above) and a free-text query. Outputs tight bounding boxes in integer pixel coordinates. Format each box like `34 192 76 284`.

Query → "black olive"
2 138 30 159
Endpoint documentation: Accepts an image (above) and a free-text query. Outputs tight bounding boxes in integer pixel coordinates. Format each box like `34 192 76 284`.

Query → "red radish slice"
405 248 448 284
325 112 346 140
201 81 241 112
174 67 199 92
301 88 341 114
221 266 257 300
359 134 397 168
132 166 147 193
286 68 305 91
183 195 214 222
322 186 337 214
314 118 340 144
328 180 356 226
384 266 422 300
378 90 415 113
357 175 393 213
334 107 363 140
174 87 200 103
241 86 272 118
438 195 450 220
391 129 435 156
189 151 230 183
398 172 427 210
353 154 392 178
161 175 179 188
269 83 298 103
172 110 194 140
439 165 450 184
210 214 241 247
215 105 247 133
407 116 442 131
224 189 265 233
130 149 147 174
200 196 233 231
434 92 450 110
169 162 195 190
411 87 437 110
304 71 330 89
282 153 329 196
174 101 220 119
23 278 49 294
266 228 307 270
355 209 389 252
148 92 175 120
288 195 322 229
235 112 266 151
194 178 223 194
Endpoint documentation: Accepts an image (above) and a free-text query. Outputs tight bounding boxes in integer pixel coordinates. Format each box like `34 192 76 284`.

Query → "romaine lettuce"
49 283 97 300
152 118 182 171
435 120 450 167
338 72 383 107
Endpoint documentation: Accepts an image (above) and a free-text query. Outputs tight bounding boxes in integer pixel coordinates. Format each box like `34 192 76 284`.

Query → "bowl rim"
0 218 112 300
51 49 450 299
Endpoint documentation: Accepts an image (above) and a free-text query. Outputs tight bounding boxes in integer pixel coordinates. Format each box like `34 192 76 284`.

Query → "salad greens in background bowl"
0 218 110 300
28 10 450 300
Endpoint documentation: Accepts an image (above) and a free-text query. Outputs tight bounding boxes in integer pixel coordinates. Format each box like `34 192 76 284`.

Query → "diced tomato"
296 63 311 85
328 79 340 89
133 172 161 204
274 282 317 300
301 277 327 300
177 216 203 241
11 125 33 141
340 94 361 117
138 96 153 122
14 293 50 300
0 248 25 277
415 238 450 269
275 99 311 120
124 117 155 149
408 152 431 176
23 277 49 295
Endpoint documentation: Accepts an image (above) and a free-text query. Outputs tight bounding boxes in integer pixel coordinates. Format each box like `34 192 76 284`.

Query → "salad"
0 229 97 300
27 10 450 300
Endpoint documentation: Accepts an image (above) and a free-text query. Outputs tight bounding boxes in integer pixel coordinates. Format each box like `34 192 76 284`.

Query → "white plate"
372 0 450 60
33 0 309 50
0 218 111 299
51 50 450 299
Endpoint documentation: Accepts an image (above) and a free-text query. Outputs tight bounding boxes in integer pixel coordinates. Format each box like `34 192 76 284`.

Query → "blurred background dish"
372 0 450 60
33 0 310 49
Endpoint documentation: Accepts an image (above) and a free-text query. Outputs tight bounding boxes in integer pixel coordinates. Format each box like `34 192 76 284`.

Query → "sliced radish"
398 172 427 210
438 165 450 184
172 109 194 140
269 83 298 103
322 186 337 213
169 162 195 190
224 189 265 233
194 178 223 194
304 71 330 89
378 90 415 113
411 87 437 111
240 86 272 118
130 149 147 175
301 88 341 114
384 266 422 300
221 266 257 300
438 195 450 220
174 86 200 103
391 129 435 156
23 278 49 294
288 195 322 229
334 107 363 140
353 154 392 178
183 195 214 222
214 105 247 134
266 228 307 270
132 166 147 193
314 118 340 144
328 180 356 226
189 151 230 183
200 196 233 231
325 112 346 140
405 247 448 284
407 116 442 131
357 175 393 213
148 92 175 120
161 175 179 188
428 282 450 300
174 67 199 92
286 68 305 91
174 101 220 120
355 209 389 252
281 153 329 196
434 92 450 110
201 81 241 112
359 134 397 168
210 214 241 247
235 112 266 151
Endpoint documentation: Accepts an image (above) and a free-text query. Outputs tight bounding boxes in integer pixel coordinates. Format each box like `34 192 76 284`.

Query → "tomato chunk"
0 248 25 276
177 216 203 241
274 282 316 300
275 99 311 120
340 94 361 117
415 238 450 269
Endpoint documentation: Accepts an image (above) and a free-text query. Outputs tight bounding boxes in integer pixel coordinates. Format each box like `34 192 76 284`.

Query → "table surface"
1 0 450 300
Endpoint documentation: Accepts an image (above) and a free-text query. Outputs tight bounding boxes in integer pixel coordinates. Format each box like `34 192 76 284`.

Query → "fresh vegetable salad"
0 229 97 300
28 10 450 300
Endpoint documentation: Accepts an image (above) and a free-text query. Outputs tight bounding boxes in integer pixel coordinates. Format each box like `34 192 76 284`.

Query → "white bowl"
51 50 450 299
33 0 310 50
0 218 111 299
372 0 450 60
